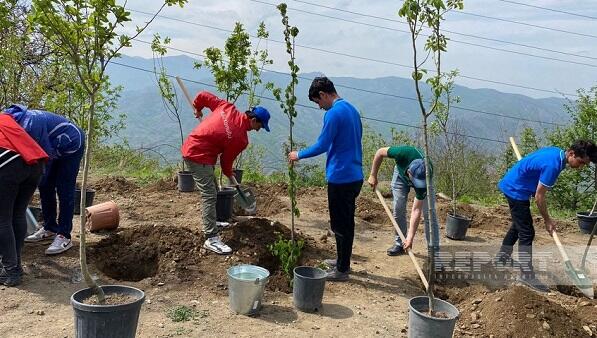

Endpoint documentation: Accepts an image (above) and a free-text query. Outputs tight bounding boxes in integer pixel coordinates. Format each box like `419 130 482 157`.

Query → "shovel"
176 76 202 122
375 189 429 291
510 137 594 298
235 185 256 215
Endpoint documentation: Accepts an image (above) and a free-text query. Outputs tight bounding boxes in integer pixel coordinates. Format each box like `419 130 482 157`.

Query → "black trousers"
0 154 43 271
498 196 535 275
328 180 363 273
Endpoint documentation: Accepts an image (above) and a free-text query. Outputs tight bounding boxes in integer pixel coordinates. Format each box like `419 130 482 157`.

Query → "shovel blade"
565 262 594 299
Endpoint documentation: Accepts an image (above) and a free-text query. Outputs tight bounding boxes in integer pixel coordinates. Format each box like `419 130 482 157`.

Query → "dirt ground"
1 176 596 338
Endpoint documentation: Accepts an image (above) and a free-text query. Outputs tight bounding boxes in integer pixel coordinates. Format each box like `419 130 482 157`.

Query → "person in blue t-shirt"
288 77 363 281
496 140 596 292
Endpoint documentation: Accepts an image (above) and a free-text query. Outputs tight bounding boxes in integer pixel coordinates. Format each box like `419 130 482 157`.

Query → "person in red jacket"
182 91 271 254
0 114 48 286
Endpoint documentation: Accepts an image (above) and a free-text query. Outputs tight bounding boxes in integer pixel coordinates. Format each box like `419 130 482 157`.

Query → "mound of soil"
437 284 593 338
91 176 139 194
356 196 388 225
90 218 330 293
252 185 288 217
146 177 177 192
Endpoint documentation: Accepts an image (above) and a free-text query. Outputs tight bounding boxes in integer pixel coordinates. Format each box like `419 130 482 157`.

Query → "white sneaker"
203 236 232 255
45 235 73 255
25 228 56 242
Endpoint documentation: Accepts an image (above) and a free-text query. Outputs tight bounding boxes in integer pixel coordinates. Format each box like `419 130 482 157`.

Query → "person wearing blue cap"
182 91 270 254
367 145 440 256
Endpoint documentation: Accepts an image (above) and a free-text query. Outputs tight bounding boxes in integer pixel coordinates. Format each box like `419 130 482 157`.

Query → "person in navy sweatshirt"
288 77 363 281
3 105 84 255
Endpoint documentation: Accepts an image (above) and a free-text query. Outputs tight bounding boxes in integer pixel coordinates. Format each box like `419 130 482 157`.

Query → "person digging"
496 140 596 292
182 91 271 255
367 145 440 256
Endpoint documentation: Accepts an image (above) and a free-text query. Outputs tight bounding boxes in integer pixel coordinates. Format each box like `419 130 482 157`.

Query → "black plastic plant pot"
74 188 95 215
71 285 145 338
408 296 459 338
293 266 326 313
216 188 237 221
445 213 471 240
177 170 195 192
233 168 244 184
577 211 597 234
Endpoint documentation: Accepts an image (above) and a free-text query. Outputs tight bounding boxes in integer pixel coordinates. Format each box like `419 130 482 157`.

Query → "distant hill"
106 55 569 167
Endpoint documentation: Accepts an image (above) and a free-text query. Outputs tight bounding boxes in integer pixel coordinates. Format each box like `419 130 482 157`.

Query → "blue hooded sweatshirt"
3 105 83 159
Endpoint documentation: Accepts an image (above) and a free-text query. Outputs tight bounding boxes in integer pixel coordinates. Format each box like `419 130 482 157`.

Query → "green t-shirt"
387 146 433 200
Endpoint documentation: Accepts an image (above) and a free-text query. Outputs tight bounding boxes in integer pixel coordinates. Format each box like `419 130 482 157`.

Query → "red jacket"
181 91 251 177
0 114 48 164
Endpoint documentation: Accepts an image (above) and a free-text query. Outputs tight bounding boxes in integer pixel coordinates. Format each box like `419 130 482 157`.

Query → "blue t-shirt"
298 98 363 184
498 147 566 201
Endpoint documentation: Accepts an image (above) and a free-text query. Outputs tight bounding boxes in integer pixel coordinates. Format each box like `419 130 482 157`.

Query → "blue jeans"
39 141 84 239
391 166 440 249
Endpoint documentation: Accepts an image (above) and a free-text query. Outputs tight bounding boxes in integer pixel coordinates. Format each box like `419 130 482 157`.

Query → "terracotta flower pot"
85 201 120 232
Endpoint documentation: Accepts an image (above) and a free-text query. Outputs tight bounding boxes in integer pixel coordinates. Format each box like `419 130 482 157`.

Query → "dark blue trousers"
39 142 84 239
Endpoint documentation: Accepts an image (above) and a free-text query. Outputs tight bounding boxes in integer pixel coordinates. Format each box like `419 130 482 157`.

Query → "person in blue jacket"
496 140 596 292
288 77 363 281
3 105 85 255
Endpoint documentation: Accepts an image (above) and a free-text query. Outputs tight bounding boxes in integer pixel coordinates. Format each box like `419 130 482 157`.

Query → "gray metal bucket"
293 266 326 312
408 296 459 338
227 265 270 315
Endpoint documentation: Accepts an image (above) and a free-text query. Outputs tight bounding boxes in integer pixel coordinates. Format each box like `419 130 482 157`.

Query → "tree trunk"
79 93 105 302
422 117 436 311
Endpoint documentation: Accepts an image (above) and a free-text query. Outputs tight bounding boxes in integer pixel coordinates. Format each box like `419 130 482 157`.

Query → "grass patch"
166 306 199 323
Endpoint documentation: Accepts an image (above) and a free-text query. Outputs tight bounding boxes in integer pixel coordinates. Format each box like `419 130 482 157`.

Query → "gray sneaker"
25 228 56 242
516 275 549 293
0 267 22 287
325 268 349 281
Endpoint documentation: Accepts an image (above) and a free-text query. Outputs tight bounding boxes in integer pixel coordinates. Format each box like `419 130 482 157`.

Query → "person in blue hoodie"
3 105 85 255
288 77 363 281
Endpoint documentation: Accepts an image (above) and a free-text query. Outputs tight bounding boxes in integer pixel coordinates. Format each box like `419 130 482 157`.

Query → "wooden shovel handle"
509 137 571 263
375 189 429 290
175 76 195 108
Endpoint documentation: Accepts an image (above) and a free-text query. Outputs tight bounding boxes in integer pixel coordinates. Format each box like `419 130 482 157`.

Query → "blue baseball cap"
408 159 427 189
252 106 271 132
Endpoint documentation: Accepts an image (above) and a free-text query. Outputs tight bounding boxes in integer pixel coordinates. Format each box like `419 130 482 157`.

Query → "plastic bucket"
216 188 236 221
71 285 145 338
75 188 95 215
293 266 326 312
445 213 471 240
177 171 195 192
577 211 597 234
85 201 120 232
408 296 459 338
233 169 244 184
227 265 269 315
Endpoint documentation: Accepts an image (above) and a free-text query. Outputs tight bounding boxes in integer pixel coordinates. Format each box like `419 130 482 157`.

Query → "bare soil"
83 293 138 306
1 175 595 338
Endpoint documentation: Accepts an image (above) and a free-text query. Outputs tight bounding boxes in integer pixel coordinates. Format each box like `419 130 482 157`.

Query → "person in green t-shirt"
367 145 440 255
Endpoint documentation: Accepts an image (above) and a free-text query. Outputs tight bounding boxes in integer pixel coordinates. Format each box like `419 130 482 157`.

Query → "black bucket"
577 211 597 234
216 187 236 221
74 188 95 215
177 171 195 192
293 266 326 312
445 213 471 240
71 285 145 338
233 169 244 184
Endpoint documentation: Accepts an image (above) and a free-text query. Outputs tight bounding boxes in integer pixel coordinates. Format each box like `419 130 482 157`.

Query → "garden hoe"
580 199 597 279
176 77 256 215
510 137 594 299
375 189 429 291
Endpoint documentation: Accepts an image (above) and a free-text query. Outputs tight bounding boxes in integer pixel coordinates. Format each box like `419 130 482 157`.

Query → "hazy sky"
119 0 597 99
